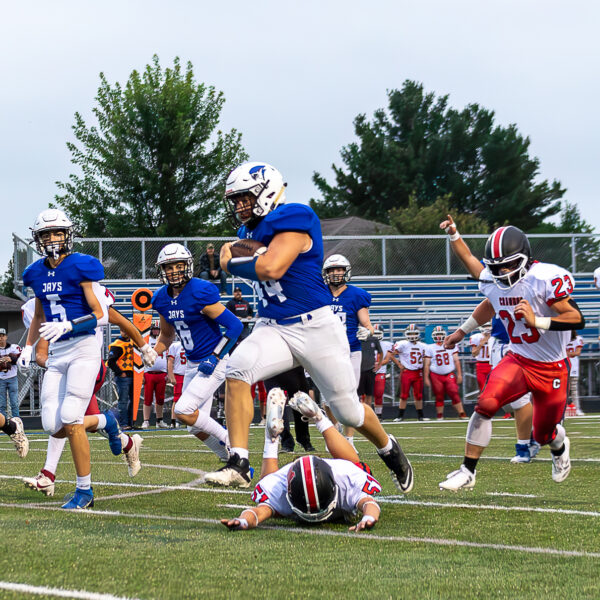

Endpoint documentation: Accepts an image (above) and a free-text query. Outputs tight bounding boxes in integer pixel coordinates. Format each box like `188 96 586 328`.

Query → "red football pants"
475 362 492 393
144 372 167 406
373 373 386 406
400 369 423 401
173 374 184 403
252 381 267 405
430 372 461 406
476 351 569 445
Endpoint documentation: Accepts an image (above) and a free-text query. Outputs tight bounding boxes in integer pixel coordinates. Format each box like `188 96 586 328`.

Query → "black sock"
398 408 405 418
1 419 16 436
551 444 565 457
463 456 478 474
417 409 424 418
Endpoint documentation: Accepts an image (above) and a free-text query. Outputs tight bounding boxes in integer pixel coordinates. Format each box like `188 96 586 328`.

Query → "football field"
0 416 599 600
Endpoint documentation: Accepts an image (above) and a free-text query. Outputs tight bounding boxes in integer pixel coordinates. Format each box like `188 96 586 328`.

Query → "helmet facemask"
405 326 421 343
34 228 73 261
158 259 193 288
324 267 349 288
432 328 446 344
483 253 529 289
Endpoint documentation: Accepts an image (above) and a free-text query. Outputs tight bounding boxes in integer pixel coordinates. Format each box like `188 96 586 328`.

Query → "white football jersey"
252 458 381 519
565 335 584 376
0 343 21 379
425 343 458 375
146 335 167 372
594 266 600 290
376 340 393 374
393 340 426 370
479 262 574 363
469 333 491 363
21 298 36 329
167 340 187 376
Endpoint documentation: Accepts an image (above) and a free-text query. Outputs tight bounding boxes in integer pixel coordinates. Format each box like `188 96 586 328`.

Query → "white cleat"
157 420 170 429
439 465 476 491
575 409 585 416
552 436 571 483
528 440 541 459
9 417 29 458
141 421 150 430
266 387 287 442
288 392 323 423
124 434 143 477
23 472 55 496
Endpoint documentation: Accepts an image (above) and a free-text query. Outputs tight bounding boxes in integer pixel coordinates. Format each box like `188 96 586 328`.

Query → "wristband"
71 313 98 334
534 316 551 330
449 231 461 242
236 518 248 529
361 515 376 525
459 316 479 334
241 508 259 527
227 256 259 281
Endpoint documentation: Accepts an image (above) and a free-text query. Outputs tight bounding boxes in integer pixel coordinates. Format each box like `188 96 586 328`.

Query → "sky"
2 0 599 275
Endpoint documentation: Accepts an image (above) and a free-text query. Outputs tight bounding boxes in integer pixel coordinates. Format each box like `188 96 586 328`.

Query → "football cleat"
103 411 123 456
9 417 29 458
379 435 414 493
266 387 287 442
141 421 150 430
124 434 143 477
510 443 532 463
439 465 476 491
575 409 585 416
288 391 323 423
551 436 571 483
61 487 94 509
157 420 170 429
528 440 541 459
204 453 253 488
23 472 55 496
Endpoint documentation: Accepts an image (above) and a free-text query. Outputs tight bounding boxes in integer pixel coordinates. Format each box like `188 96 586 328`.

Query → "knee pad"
507 394 530 411
42 408 61 436
466 411 492 447
330 397 365 428
476 396 500 418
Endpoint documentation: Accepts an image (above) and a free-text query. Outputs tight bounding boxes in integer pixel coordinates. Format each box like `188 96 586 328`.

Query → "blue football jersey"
329 285 371 351
152 278 222 361
491 315 509 343
22 253 105 341
237 203 331 319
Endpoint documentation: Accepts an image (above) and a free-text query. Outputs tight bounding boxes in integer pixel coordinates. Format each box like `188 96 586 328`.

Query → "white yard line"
0 581 140 600
486 492 538 498
1 503 597 559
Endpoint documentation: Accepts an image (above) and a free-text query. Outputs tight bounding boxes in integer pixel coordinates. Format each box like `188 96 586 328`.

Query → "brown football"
230 239 267 258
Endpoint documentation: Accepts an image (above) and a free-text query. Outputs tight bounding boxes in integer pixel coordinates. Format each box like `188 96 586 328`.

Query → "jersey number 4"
499 310 540 344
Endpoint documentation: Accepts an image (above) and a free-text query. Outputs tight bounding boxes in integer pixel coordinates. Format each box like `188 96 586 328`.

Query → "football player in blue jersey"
19 209 107 509
151 243 243 463
322 254 374 445
204 162 413 492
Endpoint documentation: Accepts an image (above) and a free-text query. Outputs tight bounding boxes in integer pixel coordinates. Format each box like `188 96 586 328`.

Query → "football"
230 239 267 258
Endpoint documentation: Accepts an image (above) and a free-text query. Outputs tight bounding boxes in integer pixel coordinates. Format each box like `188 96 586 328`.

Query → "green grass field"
0 415 599 600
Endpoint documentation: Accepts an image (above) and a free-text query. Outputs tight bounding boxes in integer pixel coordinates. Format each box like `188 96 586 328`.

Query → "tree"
55 55 247 237
0 259 17 299
311 81 564 230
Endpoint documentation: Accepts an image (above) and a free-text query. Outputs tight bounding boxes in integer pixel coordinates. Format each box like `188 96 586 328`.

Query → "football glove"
372 328 384 340
356 326 371 341
39 321 73 343
17 345 33 371
140 344 158 368
197 354 219 376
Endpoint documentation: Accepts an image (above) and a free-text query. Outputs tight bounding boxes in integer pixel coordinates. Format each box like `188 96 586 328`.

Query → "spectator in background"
594 265 600 289
566 331 585 416
107 329 134 429
142 321 169 429
373 326 393 418
226 287 254 342
199 243 227 295
0 328 21 418
167 339 187 428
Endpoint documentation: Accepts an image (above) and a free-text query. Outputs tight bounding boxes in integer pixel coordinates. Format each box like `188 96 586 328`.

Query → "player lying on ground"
437 220 585 491
22 301 154 496
221 391 381 532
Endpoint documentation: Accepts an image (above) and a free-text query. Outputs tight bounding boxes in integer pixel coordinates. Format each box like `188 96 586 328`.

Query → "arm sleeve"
212 309 244 358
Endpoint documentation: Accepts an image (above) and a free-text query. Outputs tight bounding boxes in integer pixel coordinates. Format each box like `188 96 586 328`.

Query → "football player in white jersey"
437 221 585 490
565 331 584 416
221 392 381 531
167 339 187 427
424 326 467 419
469 324 492 393
392 325 427 421
142 321 169 429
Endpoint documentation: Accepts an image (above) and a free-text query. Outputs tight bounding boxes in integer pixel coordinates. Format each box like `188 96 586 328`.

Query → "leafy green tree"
0 259 17 299
56 55 247 237
311 81 564 230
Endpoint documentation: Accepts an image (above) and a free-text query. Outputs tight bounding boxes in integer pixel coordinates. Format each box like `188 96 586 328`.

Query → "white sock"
230 446 249 460
119 432 130 450
44 436 67 475
316 416 334 434
186 411 228 442
263 427 279 459
517 439 530 446
76 474 91 490
377 436 393 455
95 414 107 430
549 423 566 450
204 435 229 460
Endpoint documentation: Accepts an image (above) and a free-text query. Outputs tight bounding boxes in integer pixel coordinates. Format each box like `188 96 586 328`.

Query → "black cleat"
204 453 252 488
379 435 414 493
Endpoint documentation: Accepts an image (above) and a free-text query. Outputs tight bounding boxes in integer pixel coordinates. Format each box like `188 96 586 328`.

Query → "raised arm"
440 214 485 280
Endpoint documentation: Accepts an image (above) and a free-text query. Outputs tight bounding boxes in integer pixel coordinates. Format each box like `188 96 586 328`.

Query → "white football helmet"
404 324 421 342
156 243 194 287
480 322 492 334
224 162 287 226
323 254 351 287
432 326 446 343
31 209 74 260
372 323 384 340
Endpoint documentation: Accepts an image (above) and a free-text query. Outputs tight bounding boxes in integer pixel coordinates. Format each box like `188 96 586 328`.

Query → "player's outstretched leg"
122 433 143 477
1 415 29 458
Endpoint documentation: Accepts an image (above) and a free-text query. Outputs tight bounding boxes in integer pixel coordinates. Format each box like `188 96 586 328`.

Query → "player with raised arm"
221 392 381 532
424 326 467 420
437 220 585 490
204 162 413 493
151 243 243 462
393 324 427 421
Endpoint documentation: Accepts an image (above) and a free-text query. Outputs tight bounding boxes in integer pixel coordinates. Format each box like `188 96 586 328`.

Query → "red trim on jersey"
492 227 507 258
301 456 319 513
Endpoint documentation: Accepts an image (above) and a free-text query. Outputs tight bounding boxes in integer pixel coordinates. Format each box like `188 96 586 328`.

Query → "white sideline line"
0 581 140 600
1 503 597 559
486 492 538 498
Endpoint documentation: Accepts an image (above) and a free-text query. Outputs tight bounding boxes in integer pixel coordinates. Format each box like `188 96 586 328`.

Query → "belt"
145 371 165 375
276 313 314 326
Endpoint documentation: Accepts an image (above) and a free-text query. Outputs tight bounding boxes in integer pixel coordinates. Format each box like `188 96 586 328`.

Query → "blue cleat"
61 487 94 509
103 411 123 456
510 443 531 463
